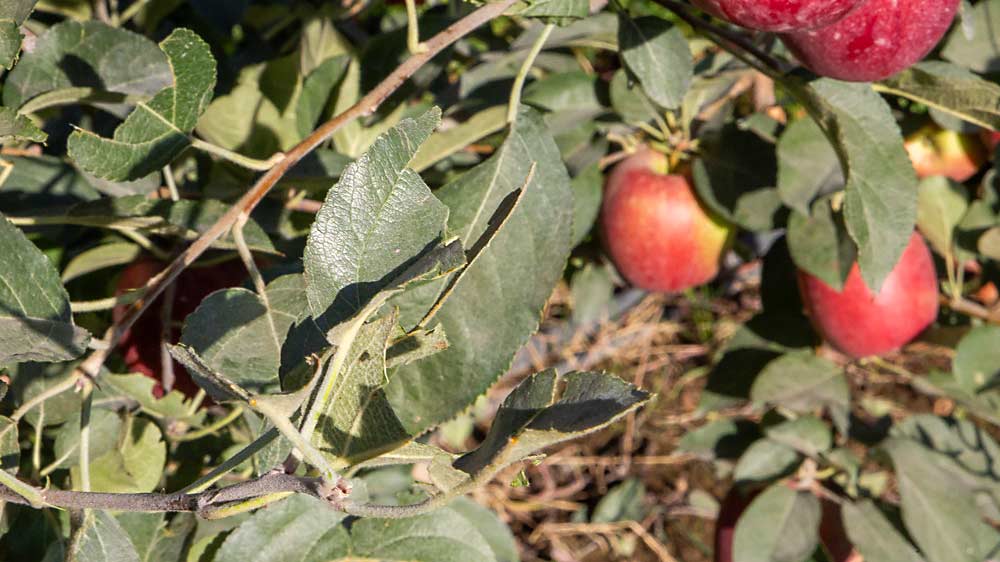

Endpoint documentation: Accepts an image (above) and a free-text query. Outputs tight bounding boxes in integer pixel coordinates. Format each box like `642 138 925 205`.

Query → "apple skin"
691 0 864 32
780 0 960 82
114 258 249 397
797 232 939 358
601 149 732 293
905 124 987 182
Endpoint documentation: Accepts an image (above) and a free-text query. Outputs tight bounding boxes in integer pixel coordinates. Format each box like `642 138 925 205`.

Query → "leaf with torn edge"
0 107 45 144
67 28 216 181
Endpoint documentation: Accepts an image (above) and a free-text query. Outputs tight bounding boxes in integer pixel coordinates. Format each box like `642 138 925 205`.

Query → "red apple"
780 0 960 82
601 149 732 293
981 130 1000 154
798 232 939 358
114 258 249 397
905 124 986 181
691 0 865 32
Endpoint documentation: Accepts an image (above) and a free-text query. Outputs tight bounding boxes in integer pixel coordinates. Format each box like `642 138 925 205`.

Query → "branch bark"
0 473 330 517
72 0 519 381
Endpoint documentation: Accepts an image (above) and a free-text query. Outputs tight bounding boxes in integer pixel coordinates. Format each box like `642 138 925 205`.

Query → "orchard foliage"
0 0 996 561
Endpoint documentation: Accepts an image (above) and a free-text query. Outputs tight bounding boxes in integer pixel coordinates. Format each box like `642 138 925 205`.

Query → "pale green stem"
507 23 555 123
201 492 295 520
71 290 144 313
251 398 340 483
40 444 77 478
190 138 284 171
174 406 244 443
118 230 171 260
405 0 428 54
115 0 153 25
186 389 207 418
31 406 44 474
298 317 368 443
163 165 180 202
78 384 94 492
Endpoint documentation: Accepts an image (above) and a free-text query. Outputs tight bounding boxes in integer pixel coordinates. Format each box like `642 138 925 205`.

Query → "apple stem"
78 382 94 492
190 138 284 171
507 23 556 124
405 0 428 54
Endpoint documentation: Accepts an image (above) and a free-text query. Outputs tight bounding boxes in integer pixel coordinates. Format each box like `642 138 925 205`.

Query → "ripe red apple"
601 149 732 293
905 124 986 181
114 258 249 397
797 232 939 358
691 0 864 32
780 0 960 82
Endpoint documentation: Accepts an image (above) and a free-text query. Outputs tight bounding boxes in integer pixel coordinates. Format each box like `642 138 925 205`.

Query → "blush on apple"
905 124 986 182
797 232 939 358
601 149 732 293
691 0 864 32
114 258 249 397
780 0 960 82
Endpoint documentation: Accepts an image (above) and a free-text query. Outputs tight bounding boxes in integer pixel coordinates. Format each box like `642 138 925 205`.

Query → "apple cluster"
692 0 961 82
601 149 940 360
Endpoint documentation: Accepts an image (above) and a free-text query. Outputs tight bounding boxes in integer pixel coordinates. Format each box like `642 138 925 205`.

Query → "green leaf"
386 107 574 434
570 162 603 246
981 227 1000 260
750 353 849 433
52 409 122 470
0 213 90 363
917 176 968 259
312 312 410 468
777 117 842 214
61 242 142 283
72 417 166 493
765 416 832 457
796 79 918 291
3 20 170 110
609 69 661 124
451 370 649 482
0 107 46 144
447 498 519 562
116 512 194 562
677 419 760 461
692 123 781 232
786 197 855 291
570 262 614 326
953 325 1000 391
618 15 692 109
410 106 508 173
883 438 1000 562
68 510 139 562
179 288 286 397
0 416 18 474
67 28 216 181
216 494 497 562
732 484 821 562
518 0 588 21
304 107 446 330
100 373 205 425
0 1 38 68
212 495 347 562
592 478 646 523
942 1 1000 74
879 62 1000 130
733 440 800 483
841 500 927 562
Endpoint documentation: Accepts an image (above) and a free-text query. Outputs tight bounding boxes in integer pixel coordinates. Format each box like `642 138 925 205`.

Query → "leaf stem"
78 383 94 492
70 290 144 313
405 0 428 54
190 138 284 171
507 23 555 124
